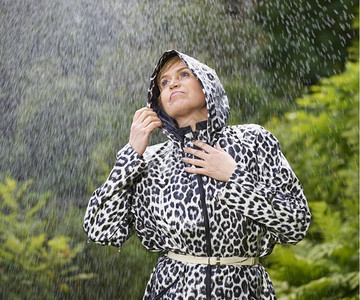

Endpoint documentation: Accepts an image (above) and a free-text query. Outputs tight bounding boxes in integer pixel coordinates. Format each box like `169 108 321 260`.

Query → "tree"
265 56 359 299
255 0 358 90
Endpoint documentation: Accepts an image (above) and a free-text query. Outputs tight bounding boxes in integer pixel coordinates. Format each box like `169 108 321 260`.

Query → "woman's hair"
157 55 182 90
157 56 183 107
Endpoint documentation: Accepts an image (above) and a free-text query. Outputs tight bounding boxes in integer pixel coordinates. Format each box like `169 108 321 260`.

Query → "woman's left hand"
181 140 237 182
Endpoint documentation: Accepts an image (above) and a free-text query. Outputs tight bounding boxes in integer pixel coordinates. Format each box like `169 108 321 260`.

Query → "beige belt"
167 251 259 266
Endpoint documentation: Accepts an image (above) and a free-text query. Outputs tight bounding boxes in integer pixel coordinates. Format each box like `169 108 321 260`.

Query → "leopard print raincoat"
83 50 311 299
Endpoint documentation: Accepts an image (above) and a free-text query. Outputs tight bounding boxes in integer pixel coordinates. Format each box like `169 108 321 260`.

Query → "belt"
167 251 259 266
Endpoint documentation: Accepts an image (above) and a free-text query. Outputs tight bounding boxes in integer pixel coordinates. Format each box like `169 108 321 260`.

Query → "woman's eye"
181 72 190 78
161 80 169 87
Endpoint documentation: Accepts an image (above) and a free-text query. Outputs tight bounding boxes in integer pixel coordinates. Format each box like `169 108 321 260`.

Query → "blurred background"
0 0 358 299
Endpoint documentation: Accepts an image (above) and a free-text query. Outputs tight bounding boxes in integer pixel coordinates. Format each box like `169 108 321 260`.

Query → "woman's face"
158 58 207 127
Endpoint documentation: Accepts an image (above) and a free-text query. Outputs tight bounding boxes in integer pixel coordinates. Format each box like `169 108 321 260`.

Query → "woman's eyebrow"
159 66 189 81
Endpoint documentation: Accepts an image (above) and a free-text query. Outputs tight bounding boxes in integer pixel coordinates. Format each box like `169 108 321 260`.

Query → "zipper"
192 131 212 257
196 174 211 256
192 130 212 299
196 174 212 300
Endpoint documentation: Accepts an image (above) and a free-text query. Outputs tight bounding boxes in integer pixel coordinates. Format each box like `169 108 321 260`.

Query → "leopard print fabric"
83 50 311 299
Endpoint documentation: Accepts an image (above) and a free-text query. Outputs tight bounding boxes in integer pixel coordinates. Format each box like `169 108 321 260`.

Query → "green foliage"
41 199 159 299
1 0 357 199
266 58 359 299
268 60 358 206
0 178 95 299
256 0 358 87
268 199 359 299
0 1 358 298
77 235 159 300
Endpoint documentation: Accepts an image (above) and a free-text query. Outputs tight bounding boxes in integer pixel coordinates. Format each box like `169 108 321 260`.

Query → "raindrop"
0 0 357 299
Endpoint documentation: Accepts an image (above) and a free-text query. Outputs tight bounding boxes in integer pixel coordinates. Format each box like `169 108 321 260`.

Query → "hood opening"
147 50 230 145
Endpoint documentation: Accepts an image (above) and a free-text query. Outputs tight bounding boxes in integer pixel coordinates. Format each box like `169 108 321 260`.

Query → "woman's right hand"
129 107 162 157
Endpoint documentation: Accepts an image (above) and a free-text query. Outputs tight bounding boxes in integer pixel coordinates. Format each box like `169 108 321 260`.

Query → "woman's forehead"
160 61 188 78
161 59 187 74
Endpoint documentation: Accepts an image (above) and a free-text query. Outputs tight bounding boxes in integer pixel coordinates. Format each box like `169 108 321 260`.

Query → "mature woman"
83 50 311 299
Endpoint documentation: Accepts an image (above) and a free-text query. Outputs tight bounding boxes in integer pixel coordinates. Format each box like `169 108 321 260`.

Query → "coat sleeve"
218 125 311 244
83 143 147 247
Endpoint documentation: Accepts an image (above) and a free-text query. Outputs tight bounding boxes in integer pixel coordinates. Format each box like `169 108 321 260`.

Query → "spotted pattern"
84 50 311 299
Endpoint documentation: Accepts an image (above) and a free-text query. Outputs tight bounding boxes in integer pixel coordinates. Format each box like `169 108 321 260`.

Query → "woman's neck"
175 111 208 131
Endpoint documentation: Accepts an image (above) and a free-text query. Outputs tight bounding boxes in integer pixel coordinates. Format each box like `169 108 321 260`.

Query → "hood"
147 50 230 145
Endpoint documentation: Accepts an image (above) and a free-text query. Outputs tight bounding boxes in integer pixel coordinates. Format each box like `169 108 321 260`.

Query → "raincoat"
83 50 311 299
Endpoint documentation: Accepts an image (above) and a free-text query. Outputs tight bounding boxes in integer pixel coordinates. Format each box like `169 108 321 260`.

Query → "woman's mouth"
170 91 184 101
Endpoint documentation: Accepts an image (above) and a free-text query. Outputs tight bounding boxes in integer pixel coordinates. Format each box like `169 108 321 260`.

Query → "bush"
266 59 359 299
0 177 95 299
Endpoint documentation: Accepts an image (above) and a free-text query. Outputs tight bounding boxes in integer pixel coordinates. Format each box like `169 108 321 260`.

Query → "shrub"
266 59 359 299
0 177 95 299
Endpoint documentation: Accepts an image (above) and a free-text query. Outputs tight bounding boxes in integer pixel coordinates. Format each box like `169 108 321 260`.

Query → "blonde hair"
157 55 182 92
157 56 183 108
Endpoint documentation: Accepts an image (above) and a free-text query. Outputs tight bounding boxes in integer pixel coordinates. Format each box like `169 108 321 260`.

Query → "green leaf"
65 273 98 281
3 234 25 254
26 234 46 254
25 193 49 219
0 177 19 212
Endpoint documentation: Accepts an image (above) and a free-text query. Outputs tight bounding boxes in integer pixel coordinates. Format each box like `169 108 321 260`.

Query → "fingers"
181 157 205 168
145 118 163 134
142 115 162 129
183 166 205 175
132 107 147 121
183 147 207 160
182 141 236 182
133 107 160 124
216 143 225 152
132 108 162 131
133 107 151 118
129 108 162 157
183 140 216 159
193 140 215 153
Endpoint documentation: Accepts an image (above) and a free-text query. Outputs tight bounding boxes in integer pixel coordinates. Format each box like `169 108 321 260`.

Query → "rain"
0 0 358 299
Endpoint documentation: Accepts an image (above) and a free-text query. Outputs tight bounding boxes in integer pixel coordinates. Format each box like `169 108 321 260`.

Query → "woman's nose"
169 78 180 89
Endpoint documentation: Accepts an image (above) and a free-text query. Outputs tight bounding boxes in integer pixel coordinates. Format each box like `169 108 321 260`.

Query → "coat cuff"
115 143 147 179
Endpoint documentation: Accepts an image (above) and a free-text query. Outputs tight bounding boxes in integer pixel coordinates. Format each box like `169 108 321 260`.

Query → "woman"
83 50 311 299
